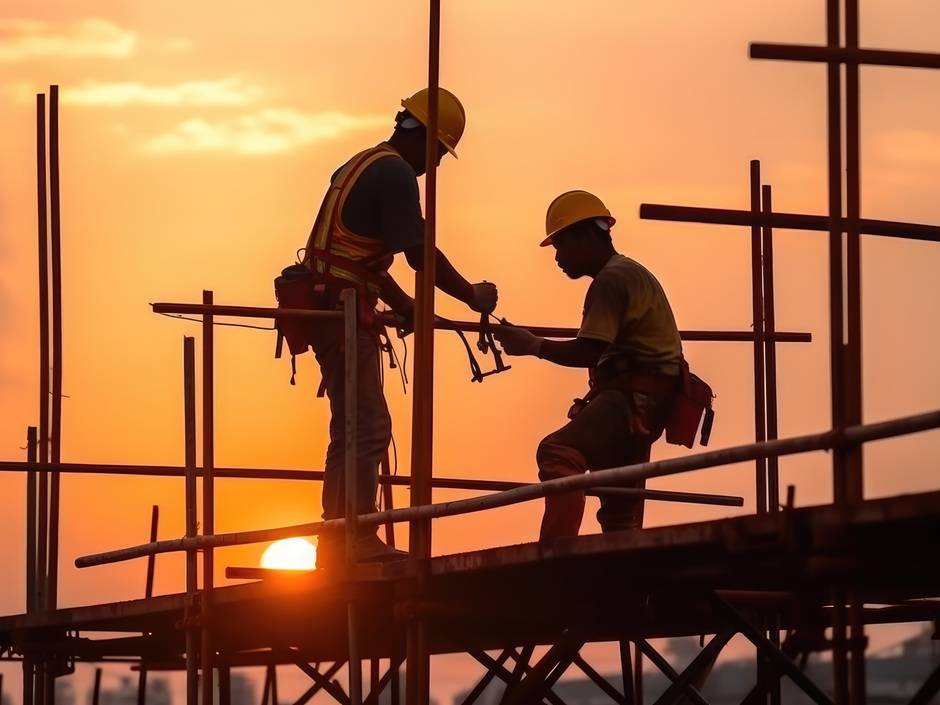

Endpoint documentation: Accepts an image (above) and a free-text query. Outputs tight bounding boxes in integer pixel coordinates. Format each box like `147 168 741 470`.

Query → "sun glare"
260 537 317 570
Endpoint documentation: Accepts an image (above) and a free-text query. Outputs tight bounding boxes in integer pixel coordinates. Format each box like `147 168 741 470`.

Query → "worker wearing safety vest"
494 191 683 540
305 88 498 566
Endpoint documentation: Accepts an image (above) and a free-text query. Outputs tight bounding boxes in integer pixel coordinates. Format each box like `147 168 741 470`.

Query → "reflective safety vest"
301 143 399 297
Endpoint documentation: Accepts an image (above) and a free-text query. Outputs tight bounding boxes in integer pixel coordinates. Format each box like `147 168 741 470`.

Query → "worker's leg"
594 388 673 533
536 390 639 540
312 324 391 522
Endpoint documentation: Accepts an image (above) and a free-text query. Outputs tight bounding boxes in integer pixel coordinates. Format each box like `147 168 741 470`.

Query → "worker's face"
551 225 594 279
404 129 447 177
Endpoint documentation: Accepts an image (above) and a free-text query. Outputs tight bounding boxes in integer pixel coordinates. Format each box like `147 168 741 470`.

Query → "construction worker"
304 88 497 566
494 191 682 540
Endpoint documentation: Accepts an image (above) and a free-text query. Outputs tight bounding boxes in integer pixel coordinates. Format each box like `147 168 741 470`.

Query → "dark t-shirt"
331 153 425 254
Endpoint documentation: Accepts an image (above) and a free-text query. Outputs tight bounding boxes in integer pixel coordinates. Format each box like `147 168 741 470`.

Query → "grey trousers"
310 321 391 521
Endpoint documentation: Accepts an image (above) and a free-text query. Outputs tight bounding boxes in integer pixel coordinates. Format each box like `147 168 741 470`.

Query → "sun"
260 538 317 570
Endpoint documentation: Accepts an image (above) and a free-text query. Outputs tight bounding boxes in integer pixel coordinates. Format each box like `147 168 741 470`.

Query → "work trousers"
536 384 675 540
310 321 391 522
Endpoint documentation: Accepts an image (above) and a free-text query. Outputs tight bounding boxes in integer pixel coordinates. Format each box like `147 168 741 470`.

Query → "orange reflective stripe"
304 143 399 292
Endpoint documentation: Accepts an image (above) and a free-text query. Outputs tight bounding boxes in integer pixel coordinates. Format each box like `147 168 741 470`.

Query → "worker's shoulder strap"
302 143 400 266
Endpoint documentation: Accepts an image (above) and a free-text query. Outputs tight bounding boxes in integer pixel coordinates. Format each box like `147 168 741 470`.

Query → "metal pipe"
74 408 940 566
761 185 780 514
379 452 396 547
201 291 215 705
152 301 812 343
92 668 102 705
407 3 441 703
638 203 940 243
183 337 198 705
48 83 62 615
26 427 38 614
750 161 768 514
750 43 940 69
35 91 50 622
137 504 159 705
341 289 363 705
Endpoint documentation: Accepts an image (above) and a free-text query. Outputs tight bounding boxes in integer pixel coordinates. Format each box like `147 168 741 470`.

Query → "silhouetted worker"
495 190 682 540
302 88 497 567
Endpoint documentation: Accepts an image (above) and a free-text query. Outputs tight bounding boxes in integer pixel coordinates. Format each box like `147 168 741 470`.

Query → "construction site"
1 1 939 704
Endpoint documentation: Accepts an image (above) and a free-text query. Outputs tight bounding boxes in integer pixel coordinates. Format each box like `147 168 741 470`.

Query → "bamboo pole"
749 161 768 514
137 505 159 705
74 408 940 567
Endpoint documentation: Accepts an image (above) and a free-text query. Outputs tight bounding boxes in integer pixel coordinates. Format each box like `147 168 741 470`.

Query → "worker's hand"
469 281 498 314
493 325 543 357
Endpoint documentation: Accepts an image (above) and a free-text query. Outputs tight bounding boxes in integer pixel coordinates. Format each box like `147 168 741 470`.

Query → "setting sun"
259 538 317 571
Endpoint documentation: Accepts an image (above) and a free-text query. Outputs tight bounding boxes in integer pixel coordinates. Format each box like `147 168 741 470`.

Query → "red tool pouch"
665 358 715 449
274 264 330 357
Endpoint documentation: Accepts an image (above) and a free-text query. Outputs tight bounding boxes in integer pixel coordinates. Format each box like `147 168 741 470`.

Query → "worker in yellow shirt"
495 191 683 540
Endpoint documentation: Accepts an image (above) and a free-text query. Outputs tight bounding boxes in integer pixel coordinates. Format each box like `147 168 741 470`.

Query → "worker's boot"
316 530 407 570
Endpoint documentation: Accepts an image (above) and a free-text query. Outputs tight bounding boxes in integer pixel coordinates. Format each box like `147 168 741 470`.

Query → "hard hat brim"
540 215 616 247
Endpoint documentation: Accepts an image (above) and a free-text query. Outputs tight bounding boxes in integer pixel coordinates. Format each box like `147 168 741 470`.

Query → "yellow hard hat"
541 190 616 246
400 87 466 158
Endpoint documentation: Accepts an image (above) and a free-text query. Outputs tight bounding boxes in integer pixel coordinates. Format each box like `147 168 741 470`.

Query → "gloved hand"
493 324 543 357
470 281 498 314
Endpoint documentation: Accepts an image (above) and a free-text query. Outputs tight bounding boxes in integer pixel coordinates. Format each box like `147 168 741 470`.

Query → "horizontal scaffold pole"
749 43 940 70
74 409 940 569
152 302 811 343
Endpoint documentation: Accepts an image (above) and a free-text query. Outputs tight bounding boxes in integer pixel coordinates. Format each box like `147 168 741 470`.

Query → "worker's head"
389 87 466 176
541 191 616 279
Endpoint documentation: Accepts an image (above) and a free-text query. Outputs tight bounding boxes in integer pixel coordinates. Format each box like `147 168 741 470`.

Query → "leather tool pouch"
666 358 715 448
274 264 332 357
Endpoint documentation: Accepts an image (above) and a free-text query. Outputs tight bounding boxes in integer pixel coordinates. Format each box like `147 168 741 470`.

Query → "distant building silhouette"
92 676 171 705
453 626 940 704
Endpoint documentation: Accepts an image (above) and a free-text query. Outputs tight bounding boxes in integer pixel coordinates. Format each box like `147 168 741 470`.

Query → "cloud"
61 78 262 107
0 18 136 61
143 109 388 155
0 18 189 62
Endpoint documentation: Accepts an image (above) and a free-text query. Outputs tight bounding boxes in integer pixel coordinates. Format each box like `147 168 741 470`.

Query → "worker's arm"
377 272 414 319
404 244 497 313
493 327 607 368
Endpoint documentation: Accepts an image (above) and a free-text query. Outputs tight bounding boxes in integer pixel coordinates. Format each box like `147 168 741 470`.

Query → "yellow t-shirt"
577 254 682 373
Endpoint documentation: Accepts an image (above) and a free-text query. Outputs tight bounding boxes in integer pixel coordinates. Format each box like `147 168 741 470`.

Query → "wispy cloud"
0 18 188 62
61 78 262 107
143 109 388 155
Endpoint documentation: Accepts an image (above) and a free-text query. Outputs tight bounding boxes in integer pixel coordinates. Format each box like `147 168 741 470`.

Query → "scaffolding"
4 2 940 704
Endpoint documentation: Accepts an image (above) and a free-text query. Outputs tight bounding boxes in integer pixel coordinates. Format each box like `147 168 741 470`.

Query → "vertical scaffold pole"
35 92 50 647
48 83 63 619
749 160 768 514
138 504 160 705
201 291 216 705
24 427 38 705
342 288 362 705
407 2 441 704
184 337 199 705
761 184 780 514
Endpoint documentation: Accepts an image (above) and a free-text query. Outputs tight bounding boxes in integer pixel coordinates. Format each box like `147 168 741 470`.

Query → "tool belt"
273 256 388 391
570 355 715 448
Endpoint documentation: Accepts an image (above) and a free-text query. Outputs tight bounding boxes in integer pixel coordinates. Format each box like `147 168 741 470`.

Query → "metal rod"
638 203 940 243
750 42 940 69
35 91 50 621
153 301 812 343
138 504 159 705
761 185 780 513
750 161 768 514
26 428 38 614
634 644 643 705
201 291 216 705
618 641 635 705
379 452 396 547
634 641 709 705
74 407 940 566
341 289 362 705
92 668 102 705
48 83 62 615
183 337 198 705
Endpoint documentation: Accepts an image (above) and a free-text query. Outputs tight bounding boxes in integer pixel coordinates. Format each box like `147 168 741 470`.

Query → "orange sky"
2 1 940 702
